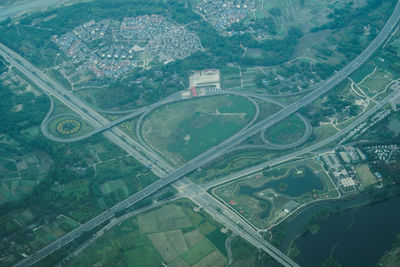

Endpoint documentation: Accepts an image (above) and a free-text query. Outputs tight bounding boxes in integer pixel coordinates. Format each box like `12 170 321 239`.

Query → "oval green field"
141 95 257 166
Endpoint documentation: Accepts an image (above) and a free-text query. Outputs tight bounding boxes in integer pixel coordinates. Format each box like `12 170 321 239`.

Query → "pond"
238 166 324 198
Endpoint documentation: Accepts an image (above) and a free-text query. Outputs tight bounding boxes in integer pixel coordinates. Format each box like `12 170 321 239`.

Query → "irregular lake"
238 166 324 198
293 195 400 266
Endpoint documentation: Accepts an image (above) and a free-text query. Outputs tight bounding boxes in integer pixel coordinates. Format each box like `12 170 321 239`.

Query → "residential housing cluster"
52 15 202 77
365 144 399 164
195 0 256 30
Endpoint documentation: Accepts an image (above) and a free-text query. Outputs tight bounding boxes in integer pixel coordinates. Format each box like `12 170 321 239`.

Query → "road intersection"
1 43 300 267
3 1 400 265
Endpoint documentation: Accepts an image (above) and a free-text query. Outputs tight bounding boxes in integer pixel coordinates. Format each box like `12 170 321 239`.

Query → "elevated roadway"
3 48 300 267
202 88 400 190
176 178 300 267
228 112 312 151
7 1 400 265
0 42 172 176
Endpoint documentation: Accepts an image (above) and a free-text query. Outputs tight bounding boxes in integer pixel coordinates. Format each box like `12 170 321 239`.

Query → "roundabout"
56 119 81 135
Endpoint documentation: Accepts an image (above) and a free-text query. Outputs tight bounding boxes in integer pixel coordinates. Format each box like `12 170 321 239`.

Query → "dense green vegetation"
0 78 48 139
0 65 159 264
300 80 362 126
241 26 304 66
312 0 397 59
253 60 337 94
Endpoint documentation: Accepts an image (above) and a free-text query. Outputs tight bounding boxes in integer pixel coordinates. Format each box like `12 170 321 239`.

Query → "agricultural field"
0 157 18 178
88 156 159 210
264 114 307 145
67 202 228 266
0 179 38 205
221 58 337 96
87 139 125 162
240 68 260 91
214 158 338 228
220 67 242 90
141 95 257 166
30 215 81 251
0 150 52 205
0 137 160 265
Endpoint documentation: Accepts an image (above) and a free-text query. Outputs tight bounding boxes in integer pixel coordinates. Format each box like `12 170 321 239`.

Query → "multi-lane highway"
0 42 172 176
6 1 400 266
176 178 300 267
2 45 299 267
202 88 400 190
229 112 312 151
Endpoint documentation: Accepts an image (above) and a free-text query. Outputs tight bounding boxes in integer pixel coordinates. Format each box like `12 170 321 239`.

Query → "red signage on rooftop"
190 86 197 96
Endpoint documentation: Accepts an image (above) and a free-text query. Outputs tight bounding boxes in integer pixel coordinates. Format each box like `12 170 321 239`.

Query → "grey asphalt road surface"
6 1 400 265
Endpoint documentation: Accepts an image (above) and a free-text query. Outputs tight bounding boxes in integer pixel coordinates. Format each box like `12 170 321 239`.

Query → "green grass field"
264 114 306 145
355 164 377 187
304 124 339 147
47 114 94 138
244 49 264 59
188 120 339 187
222 78 242 89
99 179 129 196
141 95 256 166
358 69 394 97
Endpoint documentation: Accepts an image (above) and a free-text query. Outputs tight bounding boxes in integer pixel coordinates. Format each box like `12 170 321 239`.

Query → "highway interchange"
2 1 400 266
0 42 300 267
